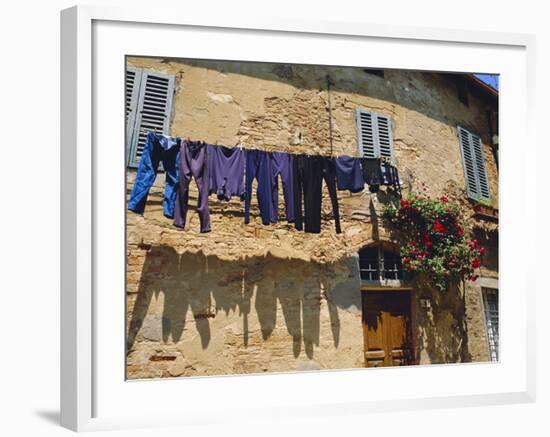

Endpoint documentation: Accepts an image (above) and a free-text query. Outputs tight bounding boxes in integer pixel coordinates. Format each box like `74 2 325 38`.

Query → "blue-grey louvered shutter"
126 67 143 165
356 109 395 163
374 113 395 163
457 126 491 201
356 109 377 158
127 69 176 168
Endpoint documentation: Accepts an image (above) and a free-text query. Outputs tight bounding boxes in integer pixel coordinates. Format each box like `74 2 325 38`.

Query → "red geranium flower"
400 199 410 208
479 247 486 256
403 257 411 264
471 259 481 268
440 195 449 203
433 219 447 233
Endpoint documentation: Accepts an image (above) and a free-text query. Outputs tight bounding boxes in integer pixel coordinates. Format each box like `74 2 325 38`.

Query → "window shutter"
127 69 176 168
457 126 491 201
125 67 143 164
356 109 395 163
375 113 394 162
471 134 491 200
356 109 377 158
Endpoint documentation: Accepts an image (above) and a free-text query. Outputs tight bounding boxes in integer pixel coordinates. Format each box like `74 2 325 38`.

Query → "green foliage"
474 197 492 207
382 194 485 291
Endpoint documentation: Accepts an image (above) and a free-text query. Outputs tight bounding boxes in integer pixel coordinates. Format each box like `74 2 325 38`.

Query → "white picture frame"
60 5 536 432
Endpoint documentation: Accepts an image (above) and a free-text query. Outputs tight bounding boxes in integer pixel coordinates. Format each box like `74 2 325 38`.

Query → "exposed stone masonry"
125 57 498 379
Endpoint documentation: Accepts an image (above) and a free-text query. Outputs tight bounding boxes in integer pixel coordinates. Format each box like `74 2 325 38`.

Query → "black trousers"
361 157 382 193
293 155 342 234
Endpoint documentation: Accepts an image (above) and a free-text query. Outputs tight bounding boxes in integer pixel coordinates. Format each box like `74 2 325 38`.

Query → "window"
457 126 491 202
363 68 385 79
126 67 176 167
482 288 499 362
356 109 395 163
359 244 403 281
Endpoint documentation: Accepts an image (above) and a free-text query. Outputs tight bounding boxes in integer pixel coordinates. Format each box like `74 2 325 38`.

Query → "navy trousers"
270 152 295 223
244 150 272 225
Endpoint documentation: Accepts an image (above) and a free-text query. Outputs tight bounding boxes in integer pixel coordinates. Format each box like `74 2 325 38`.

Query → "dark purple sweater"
207 144 246 201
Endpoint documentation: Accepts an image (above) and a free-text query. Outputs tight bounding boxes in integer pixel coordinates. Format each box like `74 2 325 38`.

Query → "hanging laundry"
128 132 180 218
361 158 383 193
381 161 402 198
208 144 245 201
293 155 341 234
244 149 273 225
320 157 342 234
173 140 211 233
335 155 364 193
270 151 295 223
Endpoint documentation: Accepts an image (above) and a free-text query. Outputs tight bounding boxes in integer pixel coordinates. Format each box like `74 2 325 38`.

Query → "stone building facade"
125 57 499 379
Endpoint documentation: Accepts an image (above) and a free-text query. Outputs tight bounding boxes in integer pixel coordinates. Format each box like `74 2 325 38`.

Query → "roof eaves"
466 74 499 98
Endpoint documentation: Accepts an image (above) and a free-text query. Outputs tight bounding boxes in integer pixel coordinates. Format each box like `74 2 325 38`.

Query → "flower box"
473 204 499 221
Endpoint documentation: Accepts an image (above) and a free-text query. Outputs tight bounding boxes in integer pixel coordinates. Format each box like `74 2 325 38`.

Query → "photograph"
124 56 499 379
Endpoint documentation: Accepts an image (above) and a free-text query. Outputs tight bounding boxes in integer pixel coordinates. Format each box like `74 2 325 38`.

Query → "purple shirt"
208 144 246 201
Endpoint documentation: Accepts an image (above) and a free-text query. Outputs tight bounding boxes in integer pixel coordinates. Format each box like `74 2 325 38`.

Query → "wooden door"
362 291 413 367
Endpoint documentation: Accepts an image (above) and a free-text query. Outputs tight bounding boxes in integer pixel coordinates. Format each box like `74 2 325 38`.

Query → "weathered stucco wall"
126 57 498 379
127 57 499 208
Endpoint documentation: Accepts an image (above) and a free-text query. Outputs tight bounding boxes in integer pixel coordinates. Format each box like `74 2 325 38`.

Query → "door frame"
360 286 419 366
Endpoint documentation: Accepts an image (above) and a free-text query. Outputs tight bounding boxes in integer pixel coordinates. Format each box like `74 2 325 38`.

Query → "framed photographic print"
61 5 536 432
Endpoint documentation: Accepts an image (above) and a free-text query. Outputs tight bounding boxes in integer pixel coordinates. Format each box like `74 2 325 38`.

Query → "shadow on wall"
473 227 498 273
127 245 361 359
158 57 495 137
417 278 471 364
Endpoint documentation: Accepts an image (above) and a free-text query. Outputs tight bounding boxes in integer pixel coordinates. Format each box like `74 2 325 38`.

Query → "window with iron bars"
358 245 404 281
482 287 499 362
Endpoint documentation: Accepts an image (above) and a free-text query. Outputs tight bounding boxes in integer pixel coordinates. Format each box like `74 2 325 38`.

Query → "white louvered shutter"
458 126 491 201
127 69 176 168
356 109 395 163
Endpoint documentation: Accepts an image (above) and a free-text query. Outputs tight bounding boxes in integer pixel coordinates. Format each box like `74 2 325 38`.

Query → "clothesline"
128 130 401 234
138 128 393 161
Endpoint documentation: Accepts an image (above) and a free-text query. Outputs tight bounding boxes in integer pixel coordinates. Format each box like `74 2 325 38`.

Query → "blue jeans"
127 132 180 218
